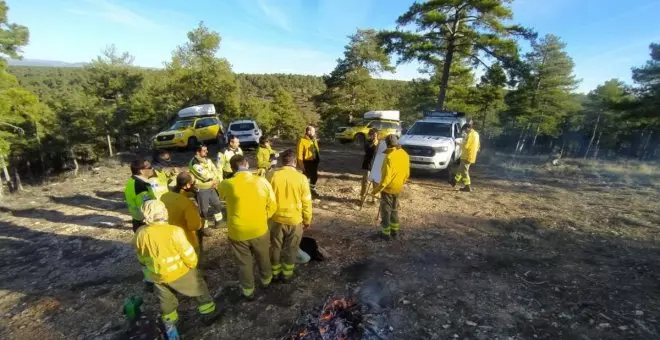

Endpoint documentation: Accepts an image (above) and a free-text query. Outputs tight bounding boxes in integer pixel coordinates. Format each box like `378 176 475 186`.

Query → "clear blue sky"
7 0 660 93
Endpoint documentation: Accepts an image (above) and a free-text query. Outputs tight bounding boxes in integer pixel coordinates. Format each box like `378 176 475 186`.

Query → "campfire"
289 296 363 340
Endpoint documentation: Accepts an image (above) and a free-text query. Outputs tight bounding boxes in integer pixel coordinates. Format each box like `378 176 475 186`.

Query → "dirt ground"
1 142 660 340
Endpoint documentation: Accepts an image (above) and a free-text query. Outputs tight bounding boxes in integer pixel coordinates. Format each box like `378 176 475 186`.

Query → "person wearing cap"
217 154 276 300
372 134 410 240
256 136 278 177
297 126 320 198
124 159 156 233
188 144 223 230
360 128 379 203
451 119 480 192
134 200 221 336
123 158 157 291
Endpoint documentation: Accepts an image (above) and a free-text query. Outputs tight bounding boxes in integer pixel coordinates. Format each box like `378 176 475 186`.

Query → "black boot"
460 185 472 192
449 177 457 188
201 308 223 326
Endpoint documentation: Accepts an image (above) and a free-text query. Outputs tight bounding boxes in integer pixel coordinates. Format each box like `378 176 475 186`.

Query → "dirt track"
1 142 660 340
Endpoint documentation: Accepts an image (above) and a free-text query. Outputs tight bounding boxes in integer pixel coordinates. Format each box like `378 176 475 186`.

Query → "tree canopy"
379 0 533 110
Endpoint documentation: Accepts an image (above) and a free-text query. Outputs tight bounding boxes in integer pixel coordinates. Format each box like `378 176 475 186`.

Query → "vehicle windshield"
168 120 194 130
230 123 255 131
406 122 453 138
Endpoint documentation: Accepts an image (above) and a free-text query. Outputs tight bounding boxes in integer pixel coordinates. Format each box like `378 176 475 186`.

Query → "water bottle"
164 322 180 340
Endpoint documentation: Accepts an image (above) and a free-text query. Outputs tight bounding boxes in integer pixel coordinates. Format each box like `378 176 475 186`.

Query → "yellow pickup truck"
335 119 401 146
335 110 402 146
152 104 225 150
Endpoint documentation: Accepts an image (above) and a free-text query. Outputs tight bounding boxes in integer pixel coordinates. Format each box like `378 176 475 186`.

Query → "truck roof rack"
423 111 466 118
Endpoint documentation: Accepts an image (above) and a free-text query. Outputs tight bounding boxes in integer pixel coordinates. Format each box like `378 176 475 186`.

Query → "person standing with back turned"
267 149 312 282
297 126 320 198
160 171 203 256
451 119 480 192
218 154 277 300
372 135 410 240
134 200 221 339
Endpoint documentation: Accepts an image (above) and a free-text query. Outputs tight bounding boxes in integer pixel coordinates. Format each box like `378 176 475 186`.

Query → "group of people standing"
123 128 320 338
121 119 477 338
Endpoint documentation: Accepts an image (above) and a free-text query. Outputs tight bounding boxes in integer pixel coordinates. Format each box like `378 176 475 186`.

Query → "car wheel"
187 137 198 150
354 133 366 147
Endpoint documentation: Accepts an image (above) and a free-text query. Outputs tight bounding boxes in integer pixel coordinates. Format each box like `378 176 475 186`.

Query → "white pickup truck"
399 112 468 171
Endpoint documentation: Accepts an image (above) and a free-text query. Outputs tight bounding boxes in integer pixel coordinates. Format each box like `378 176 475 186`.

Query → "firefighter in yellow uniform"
452 120 480 192
189 144 223 229
160 171 203 255
267 149 312 281
124 159 156 232
218 154 276 300
256 136 278 177
372 135 410 240
297 126 320 197
134 200 220 336
150 150 178 199
218 136 244 179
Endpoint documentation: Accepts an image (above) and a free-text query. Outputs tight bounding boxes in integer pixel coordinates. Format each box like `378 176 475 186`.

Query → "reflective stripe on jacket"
134 222 198 283
461 129 480 164
375 147 410 195
267 166 312 225
218 171 277 241
160 190 202 249
296 136 319 168
217 147 243 174
189 156 222 190
124 176 155 221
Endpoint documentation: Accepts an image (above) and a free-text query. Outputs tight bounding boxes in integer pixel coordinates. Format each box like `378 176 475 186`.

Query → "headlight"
175 132 184 138
434 146 449 152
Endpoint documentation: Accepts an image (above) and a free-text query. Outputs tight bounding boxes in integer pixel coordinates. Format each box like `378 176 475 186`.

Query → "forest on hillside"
1 0 659 189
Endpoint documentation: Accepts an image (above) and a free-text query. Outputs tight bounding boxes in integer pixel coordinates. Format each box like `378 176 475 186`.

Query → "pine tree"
166 22 240 120
379 0 533 110
506 34 581 152
271 88 304 139
316 29 393 135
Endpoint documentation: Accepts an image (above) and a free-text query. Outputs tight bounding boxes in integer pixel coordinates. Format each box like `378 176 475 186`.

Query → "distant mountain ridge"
7 58 86 67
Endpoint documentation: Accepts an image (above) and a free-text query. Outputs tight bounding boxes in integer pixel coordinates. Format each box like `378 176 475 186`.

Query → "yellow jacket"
217 147 244 174
218 171 277 241
461 129 480 164
160 190 202 249
267 166 312 225
134 222 198 283
296 136 319 168
256 145 275 170
375 147 410 195
189 156 222 190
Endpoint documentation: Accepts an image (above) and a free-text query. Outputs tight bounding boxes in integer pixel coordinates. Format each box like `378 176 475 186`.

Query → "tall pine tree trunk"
2 162 12 192
641 130 653 160
106 134 114 157
584 113 601 159
13 168 23 192
436 42 455 111
593 131 603 159
516 124 530 154
531 124 541 151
